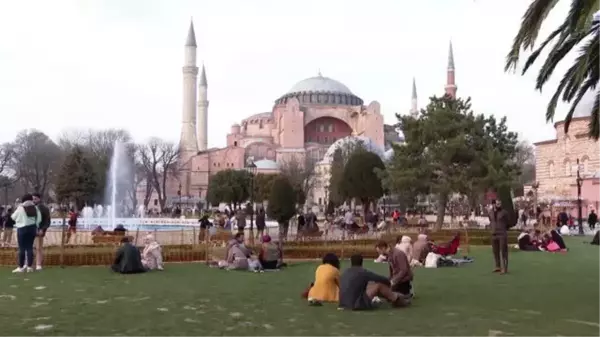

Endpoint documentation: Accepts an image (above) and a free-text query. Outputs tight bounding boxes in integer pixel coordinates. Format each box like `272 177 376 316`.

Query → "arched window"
581 156 590 174
548 161 555 178
564 159 571 176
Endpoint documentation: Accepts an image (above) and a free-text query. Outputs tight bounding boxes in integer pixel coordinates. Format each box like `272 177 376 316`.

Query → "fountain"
104 140 133 229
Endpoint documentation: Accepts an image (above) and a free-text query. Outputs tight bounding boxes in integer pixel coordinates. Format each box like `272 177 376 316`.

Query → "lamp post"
576 159 584 235
245 159 257 230
177 183 182 207
532 181 540 222
198 187 203 211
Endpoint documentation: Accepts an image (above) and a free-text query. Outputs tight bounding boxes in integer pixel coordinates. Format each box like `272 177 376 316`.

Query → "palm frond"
563 76 597 132
505 0 560 72
545 65 577 122
589 89 600 139
566 0 599 32
535 31 587 90
521 25 566 74
562 30 599 101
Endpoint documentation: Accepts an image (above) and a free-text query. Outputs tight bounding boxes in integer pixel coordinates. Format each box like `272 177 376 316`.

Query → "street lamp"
576 159 584 235
245 159 257 230
177 183 182 207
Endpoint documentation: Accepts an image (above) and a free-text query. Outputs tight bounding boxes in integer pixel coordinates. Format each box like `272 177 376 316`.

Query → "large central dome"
287 75 353 95
275 73 363 106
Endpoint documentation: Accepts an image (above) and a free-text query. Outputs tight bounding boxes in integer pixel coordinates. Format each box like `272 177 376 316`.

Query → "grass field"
0 238 597 336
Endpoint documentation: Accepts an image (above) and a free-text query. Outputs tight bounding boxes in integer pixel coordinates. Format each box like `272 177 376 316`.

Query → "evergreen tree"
267 175 297 226
341 149 386 216
206 169 252 209
55 146 98 209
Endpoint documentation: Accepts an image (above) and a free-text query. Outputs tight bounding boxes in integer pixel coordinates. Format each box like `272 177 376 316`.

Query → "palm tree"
505 0 599 139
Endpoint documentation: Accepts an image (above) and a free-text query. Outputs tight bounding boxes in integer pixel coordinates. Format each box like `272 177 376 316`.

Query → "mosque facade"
138 21 459 211
529 112 600 215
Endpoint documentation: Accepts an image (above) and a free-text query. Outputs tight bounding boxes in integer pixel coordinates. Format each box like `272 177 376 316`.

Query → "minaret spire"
444 40 457 98
410 77 418 117
197 63 209 151
185 19 197 47
180 19 199 158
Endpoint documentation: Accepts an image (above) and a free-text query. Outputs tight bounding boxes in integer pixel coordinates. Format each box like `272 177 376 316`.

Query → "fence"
0 222 522 267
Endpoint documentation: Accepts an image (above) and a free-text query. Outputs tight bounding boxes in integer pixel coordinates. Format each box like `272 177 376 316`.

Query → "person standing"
66 208 78 243
1 206 15 247
488 200 509 274
588 210 597 230
11 194 41 273
255 208 266 239
32 193 50 271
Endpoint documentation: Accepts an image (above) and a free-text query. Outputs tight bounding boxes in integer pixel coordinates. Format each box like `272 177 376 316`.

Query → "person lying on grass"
111 237 146 274
305 253 340 305
338 254 409 310
375 241 414 298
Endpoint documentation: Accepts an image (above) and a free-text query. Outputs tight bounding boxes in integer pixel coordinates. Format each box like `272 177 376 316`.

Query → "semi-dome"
275 73 363 106
321 136 385 164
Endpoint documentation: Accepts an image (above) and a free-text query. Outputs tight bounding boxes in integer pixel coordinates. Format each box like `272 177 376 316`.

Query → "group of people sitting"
374 234 431 266
111 234 164 274
302 241 414 310
517 228 568 252
209 233 285 272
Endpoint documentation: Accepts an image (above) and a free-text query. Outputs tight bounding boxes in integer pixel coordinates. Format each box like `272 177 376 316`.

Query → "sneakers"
307 298 323 306
12 266 36 273
35 266 42 271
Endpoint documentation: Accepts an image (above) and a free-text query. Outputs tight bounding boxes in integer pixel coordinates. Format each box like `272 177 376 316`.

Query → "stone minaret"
410 77 418 117
197 64 208 151
444 41 457 98
180 20 199 157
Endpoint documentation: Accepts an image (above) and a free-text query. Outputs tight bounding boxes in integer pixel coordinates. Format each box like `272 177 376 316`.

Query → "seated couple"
111 235 164 274
376 234 431 267
213 233 283 271
306 242 413 310
518 229 567 252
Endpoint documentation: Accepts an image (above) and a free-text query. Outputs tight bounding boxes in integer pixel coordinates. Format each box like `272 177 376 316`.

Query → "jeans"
491 234 508 270
17 225 37 268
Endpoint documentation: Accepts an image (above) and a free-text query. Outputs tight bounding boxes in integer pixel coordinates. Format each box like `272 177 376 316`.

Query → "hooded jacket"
11 201 41 229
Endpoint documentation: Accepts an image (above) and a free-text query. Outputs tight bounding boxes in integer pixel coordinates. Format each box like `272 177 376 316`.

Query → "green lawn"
0 238 597 336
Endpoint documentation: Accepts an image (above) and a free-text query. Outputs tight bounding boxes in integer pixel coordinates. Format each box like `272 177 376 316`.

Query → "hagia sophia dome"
321 136 386 164
275 73 364 106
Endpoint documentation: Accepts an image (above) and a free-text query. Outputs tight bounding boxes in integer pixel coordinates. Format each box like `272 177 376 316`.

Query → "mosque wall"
534 117 599 214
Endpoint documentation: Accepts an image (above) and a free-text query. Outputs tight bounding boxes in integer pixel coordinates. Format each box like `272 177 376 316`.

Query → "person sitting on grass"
258 235 282 270
338 254 409 310
111 237 146 274
223 233 251 270
141 234 164 271
375 241 414 298
517 230 540 251
412 233 430 266
395 236 413 263
591 231 599 245
306 253 340 305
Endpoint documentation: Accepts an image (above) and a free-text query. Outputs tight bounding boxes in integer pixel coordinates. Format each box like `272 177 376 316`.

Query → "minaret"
180 20 199 157
410 77 418 117
444 41 457 98
197 64 208 151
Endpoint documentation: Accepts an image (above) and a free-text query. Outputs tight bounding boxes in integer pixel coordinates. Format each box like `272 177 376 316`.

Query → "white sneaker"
35 266 42 271
25 267 34 273
12 267 25 273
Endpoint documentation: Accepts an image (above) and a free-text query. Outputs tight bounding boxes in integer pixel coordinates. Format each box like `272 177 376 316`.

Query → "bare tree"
0 143 13 177
138 138 180 210
126 144 151 210
10 130 62 198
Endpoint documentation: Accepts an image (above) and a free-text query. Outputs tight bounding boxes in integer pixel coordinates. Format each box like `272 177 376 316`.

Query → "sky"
0 0 588 147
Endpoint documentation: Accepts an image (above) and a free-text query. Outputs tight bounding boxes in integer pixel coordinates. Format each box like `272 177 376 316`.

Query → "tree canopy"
341 149 385 214
386 95 521 229
55 146 98 209
267 175 297 224
206 169 252 209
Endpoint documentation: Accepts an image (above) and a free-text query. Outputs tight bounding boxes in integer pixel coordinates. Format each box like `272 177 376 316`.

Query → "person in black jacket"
111 237 146 274
2 206 15 247
588 210 597 230
338 254 407 310
32 193 51 271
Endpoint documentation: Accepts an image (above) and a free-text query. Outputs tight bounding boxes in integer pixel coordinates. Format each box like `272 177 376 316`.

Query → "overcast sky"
0 0 586 147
